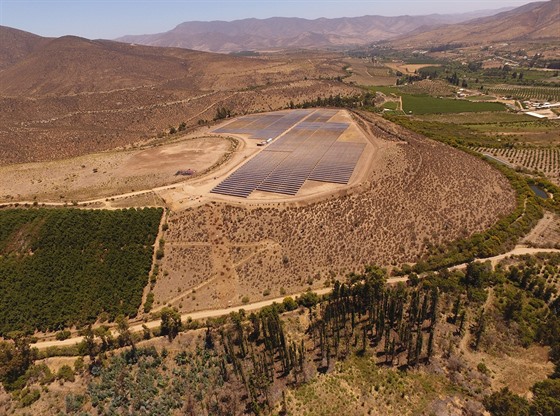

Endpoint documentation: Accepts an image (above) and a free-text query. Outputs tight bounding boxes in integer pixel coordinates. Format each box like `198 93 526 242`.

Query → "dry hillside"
0 29 359 165
115 10 509 53
392 0 559 48
152 114 516 312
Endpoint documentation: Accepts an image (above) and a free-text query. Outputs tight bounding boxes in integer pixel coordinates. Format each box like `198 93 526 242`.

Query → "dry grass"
0 47 360 165
153 114 516 313
522 211 560 248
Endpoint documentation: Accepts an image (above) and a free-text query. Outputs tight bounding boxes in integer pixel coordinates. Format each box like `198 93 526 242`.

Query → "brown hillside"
0 33 272 97
0 26 49 70
0 28 360 165
392 0 559 48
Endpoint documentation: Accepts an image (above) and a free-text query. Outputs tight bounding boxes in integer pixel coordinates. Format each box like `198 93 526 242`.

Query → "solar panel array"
211 151 290 198
309 142 366 184
211 109 366 198
213 110 313 140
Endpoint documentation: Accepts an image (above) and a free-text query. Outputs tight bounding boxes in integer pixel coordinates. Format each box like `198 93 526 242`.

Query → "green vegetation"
0 208 162 335
2 253 559 414
401 94 505 114
385 115 544 271
487 85 560 102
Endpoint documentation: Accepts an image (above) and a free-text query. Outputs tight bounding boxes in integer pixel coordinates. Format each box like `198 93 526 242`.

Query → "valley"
0 1 559 415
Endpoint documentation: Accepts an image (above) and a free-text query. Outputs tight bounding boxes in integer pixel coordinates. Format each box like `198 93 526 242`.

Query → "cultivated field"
401 94 506 114
343 58 396 86
398 79 455 97
385 62 439 75
487 85 560 101
522 211 560 248
474 146 560 184
149 112 516 313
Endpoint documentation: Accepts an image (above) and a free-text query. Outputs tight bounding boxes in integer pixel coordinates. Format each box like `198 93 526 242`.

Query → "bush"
57 365 75 383
144 292 155 313
65 393 86 413
18 387 40 407
297 291 320 308
283 297 298 311
483 387 530 416
55 330 72 341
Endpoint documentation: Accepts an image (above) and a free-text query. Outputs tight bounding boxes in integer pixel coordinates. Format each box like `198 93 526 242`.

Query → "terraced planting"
487 85 560 101
474 147 560 184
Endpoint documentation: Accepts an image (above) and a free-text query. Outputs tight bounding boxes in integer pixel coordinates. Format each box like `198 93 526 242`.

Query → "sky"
0 0 534 39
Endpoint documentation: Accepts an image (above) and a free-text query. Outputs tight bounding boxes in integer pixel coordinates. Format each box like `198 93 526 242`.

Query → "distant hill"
115 8 513 53
0 27 269 96
392 0 559 48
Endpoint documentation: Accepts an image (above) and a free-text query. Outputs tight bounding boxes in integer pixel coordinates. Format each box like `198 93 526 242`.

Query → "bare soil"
0 135 232 203
522 211 560 248
151 111 516 315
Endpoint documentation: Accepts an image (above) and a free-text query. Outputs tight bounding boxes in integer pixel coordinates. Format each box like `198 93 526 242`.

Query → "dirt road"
30 246 558 351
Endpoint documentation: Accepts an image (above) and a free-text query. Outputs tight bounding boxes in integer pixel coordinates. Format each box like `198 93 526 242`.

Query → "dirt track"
30 246 560 351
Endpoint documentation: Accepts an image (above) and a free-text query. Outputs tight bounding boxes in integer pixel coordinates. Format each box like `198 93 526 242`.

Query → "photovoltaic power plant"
213 109 313 140
211 109 366 198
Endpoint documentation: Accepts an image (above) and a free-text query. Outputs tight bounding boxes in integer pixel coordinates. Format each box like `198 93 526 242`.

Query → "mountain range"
115 8 515 53
392 0 559 48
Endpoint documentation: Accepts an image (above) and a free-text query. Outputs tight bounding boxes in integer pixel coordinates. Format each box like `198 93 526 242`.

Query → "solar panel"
212 109 313 139
211 109 364 198
309 142 366 184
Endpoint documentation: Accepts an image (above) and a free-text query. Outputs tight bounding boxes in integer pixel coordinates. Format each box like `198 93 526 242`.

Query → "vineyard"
486 85 560 102
474 146 560 184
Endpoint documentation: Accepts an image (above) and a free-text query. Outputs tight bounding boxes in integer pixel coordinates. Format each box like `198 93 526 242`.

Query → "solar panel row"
211 151 290 197
308 142 366 184
213 109 313 140
304 109 337 123
211 109 365 198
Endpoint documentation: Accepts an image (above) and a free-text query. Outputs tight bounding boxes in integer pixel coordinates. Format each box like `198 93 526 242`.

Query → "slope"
392 0 559 48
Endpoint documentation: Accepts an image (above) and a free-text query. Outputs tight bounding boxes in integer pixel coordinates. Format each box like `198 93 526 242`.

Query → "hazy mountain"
115 8 514 53
392 0 559 48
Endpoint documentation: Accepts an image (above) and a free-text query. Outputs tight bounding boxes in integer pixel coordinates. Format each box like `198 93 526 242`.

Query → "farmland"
474 146 560 185
0 208 162 335
401 94 506 115
487 85 560 102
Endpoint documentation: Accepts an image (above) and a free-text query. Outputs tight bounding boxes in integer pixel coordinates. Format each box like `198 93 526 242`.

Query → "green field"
0 208 162 335
401 94 506 114
415 112 533 124
382 101 399 110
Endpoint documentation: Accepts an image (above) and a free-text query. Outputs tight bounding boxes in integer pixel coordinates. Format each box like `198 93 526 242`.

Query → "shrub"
65 393 86 413
57 365 75 383
18 388 40 407
55 330 72 341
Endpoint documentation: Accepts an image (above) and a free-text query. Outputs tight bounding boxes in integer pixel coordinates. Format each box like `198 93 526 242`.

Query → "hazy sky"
0 0 534 39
